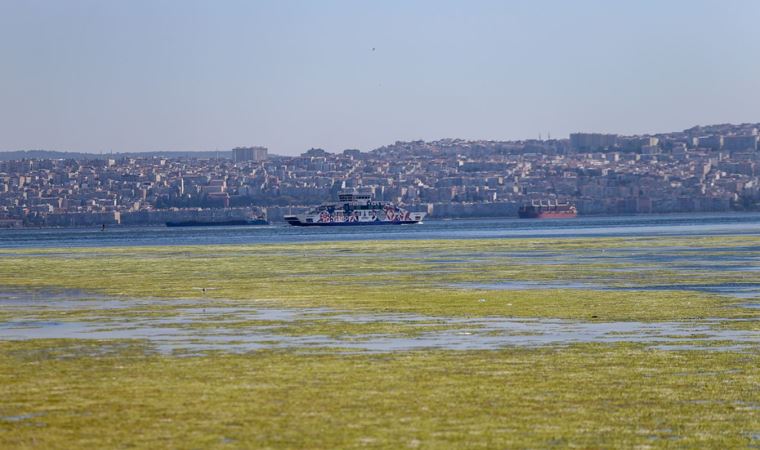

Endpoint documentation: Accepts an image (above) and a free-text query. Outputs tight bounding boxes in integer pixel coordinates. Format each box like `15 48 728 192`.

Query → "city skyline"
1 0 760 155
3 121 760 229
0 120 757 159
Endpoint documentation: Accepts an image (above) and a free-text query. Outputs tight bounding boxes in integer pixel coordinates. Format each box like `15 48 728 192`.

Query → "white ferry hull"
284 212 425 227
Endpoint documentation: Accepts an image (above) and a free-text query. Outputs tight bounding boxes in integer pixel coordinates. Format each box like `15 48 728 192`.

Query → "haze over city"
1 0 759 155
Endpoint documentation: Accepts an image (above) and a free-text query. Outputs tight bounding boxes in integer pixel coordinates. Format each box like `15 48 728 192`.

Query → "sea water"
3 212 760 249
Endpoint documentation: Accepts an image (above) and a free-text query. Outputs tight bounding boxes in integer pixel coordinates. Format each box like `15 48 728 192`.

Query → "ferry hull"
285 218 422 227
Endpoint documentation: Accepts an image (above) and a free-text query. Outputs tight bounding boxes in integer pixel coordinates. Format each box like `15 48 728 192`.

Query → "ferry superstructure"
284 191 425 226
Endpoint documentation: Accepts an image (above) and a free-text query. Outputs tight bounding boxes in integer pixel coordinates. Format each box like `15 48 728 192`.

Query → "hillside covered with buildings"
2 123 760 227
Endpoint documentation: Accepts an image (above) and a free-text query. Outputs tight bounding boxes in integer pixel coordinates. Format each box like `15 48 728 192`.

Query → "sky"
1 0 759 156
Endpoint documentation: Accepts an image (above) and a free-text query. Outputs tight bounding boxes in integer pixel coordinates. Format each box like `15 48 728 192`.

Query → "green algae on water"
1 340 758 449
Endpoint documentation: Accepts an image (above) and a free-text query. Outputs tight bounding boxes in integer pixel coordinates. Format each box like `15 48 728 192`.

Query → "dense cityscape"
1 122 759 228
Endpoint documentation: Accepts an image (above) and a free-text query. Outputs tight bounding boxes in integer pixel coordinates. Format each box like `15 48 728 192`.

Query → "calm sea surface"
3 213 760 249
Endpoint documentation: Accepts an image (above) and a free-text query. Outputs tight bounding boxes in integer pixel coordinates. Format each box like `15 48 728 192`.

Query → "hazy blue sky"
1 0 759 155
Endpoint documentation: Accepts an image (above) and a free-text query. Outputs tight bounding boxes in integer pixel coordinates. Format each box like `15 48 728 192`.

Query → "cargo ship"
166 217 268 227
518 200 577 219
284 191 425 226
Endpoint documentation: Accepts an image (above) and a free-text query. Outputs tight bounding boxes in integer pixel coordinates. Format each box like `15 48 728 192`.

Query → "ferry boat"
284 191 425 226
518 200 578 219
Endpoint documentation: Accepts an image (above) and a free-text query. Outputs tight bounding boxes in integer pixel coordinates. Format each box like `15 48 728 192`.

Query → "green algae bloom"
1 340 759 449
1 235 759 448
1 235 759 321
